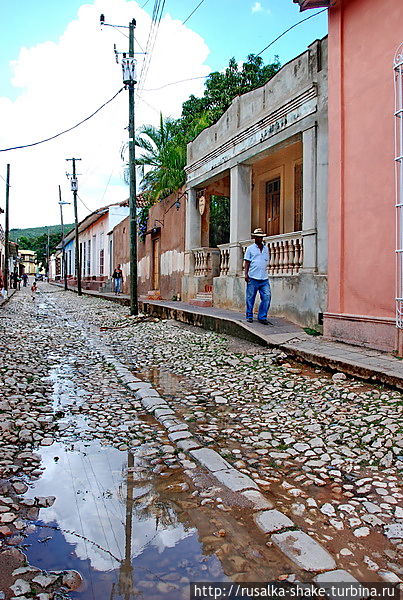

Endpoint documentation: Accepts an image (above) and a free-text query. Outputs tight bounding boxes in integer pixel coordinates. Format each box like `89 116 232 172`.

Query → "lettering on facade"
186 87 317 182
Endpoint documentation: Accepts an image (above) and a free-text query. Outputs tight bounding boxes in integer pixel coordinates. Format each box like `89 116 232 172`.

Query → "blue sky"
0 0 327 228
1 0 327 100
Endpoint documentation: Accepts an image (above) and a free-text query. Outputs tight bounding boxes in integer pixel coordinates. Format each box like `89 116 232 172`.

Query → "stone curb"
0 288 17 309
84 333 360 578
49 283 403 391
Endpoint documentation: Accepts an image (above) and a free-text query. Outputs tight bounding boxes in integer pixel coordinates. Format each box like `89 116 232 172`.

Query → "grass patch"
303 327 322 336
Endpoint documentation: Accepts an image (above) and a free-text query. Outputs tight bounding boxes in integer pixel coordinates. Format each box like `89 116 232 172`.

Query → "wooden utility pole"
128 19 139 315
100 14 139 314
66 158 82 295
4 164 10 291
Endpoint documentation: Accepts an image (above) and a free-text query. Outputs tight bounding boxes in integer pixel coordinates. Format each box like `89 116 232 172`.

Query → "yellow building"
19 249 37 275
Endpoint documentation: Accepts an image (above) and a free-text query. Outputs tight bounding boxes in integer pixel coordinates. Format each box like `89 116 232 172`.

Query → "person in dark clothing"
112 265 123 294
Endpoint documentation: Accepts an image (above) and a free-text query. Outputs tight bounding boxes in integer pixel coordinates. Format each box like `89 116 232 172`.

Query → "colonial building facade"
295 0 403 354
183 37 328 326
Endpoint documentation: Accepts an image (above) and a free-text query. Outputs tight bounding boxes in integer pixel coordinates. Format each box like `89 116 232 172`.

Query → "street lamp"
58 186 71 291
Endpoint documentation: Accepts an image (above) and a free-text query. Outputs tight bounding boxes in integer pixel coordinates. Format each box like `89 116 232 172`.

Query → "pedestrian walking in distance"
112 264 123 295
244 228 271 324
22 273 28 287
31 280 37 301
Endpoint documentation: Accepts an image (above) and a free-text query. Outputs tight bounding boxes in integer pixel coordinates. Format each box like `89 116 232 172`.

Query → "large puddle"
24 441 228 600
16 356 292 599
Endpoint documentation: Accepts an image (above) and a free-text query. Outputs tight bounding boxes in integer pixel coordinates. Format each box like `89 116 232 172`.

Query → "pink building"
294 0 403 354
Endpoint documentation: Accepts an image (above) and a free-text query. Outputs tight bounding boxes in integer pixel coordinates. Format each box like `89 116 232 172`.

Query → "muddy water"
24 441 227 600
20 359 297 599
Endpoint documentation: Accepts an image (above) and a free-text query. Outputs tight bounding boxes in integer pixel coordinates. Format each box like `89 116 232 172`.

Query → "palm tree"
133 113 210 203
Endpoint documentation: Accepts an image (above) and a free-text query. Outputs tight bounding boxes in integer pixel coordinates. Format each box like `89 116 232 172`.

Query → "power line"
142 75 208 92
0 173 11 187
139 8 328 96
256 7 328 57
137 0 166 94
0 87 125 152
77 194 93 213
182 0 207 26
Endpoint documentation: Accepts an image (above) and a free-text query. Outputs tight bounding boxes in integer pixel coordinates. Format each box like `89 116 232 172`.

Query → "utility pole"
66 158 82 296
4 164 10 291
100 14 139 315
128 19 139 316
46 226 50 280
59 185 68 291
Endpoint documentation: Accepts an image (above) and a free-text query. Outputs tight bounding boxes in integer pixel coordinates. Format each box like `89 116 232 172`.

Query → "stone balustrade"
192 247 220 277
218 232 304 277
217 244 231 276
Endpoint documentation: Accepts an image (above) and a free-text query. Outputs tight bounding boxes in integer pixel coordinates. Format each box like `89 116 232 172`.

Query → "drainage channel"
4 345 305 599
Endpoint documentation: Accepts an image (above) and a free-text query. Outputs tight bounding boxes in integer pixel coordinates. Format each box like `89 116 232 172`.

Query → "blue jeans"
114 278 122 293
246 278 271 320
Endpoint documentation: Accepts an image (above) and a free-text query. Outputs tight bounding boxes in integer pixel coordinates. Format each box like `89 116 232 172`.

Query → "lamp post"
59 185 70 291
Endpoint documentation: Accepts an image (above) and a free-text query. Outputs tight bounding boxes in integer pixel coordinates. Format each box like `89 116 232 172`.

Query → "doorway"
152 238 160 290
266 177 281 236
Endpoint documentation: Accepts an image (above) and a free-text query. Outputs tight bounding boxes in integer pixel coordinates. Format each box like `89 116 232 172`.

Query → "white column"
301 127 317 272
229 164 252 274
184 187 201 275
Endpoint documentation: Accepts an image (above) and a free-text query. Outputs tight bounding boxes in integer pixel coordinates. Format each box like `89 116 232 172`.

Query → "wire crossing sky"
0 0 327 228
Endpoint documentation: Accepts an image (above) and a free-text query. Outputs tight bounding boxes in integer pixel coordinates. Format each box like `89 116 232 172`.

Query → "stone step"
188 294 213 307
147 290 162 300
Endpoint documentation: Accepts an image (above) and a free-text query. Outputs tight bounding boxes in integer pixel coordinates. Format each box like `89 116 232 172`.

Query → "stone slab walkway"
50 285 403 390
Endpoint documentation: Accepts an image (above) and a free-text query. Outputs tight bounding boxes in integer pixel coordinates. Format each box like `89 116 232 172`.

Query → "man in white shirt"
244 228 271 324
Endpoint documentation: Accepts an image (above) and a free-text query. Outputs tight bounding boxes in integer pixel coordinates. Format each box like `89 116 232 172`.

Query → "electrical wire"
77 194 94 213
182 0 207 26
142 75 208 92
0 87 125 152
0 173 11 186
139 8 328 95
137 0 166 95
256 7 328 56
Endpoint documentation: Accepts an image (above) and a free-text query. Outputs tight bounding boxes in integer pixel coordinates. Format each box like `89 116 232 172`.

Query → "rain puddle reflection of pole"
118 450 136 599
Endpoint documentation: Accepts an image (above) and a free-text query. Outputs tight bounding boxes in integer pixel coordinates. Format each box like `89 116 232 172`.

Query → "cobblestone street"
0 284 402 599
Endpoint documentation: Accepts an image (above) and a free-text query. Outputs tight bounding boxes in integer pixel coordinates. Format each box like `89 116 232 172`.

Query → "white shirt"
244 243 269 280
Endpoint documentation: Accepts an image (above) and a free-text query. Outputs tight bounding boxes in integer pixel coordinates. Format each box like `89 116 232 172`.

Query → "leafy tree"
134 54 281 204
209 196 230 248
134 113 210 203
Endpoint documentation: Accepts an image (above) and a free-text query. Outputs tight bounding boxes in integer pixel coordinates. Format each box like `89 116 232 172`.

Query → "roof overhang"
293 0 330 10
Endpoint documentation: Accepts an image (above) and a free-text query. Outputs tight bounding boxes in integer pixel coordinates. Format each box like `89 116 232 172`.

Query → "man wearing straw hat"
244 228 271 324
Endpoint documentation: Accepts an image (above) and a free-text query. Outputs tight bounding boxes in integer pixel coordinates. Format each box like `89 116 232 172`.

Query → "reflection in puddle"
25 441 227 599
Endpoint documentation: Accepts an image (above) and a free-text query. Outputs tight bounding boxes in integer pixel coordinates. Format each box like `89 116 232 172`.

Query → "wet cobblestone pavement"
0 284 402 598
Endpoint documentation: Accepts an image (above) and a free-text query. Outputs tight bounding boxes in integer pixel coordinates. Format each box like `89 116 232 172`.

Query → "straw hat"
251 227 266 237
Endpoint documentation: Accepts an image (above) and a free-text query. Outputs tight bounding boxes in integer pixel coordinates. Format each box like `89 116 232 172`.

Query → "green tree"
134 113 210 203
134 54 281 204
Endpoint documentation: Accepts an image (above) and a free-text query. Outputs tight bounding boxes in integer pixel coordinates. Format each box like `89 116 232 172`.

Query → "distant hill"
9 224 74 242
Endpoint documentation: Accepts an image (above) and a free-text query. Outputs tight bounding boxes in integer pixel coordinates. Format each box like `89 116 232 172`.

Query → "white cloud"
0 0 211 228
251 2 271 14
251 2 263 12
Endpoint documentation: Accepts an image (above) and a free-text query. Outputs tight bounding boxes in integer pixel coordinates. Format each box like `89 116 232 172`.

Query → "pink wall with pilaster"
326 0 402 351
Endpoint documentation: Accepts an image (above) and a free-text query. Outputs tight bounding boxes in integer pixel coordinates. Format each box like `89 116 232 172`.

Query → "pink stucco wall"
325 0 402 351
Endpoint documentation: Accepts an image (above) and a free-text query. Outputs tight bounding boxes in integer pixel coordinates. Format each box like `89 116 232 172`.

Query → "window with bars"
99 250 104 275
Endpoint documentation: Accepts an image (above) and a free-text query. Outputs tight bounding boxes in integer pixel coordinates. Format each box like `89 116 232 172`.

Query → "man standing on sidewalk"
244 228 271 324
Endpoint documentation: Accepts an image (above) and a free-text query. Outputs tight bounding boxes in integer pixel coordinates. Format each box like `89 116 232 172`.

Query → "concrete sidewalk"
50 284 403 390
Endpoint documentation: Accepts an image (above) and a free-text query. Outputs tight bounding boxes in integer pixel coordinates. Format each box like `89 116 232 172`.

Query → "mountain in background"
9 224 74 242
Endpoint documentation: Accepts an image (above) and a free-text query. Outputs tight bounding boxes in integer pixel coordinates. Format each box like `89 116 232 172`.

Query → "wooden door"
152 238 160 290
266 177 281 236
294 163 303 232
